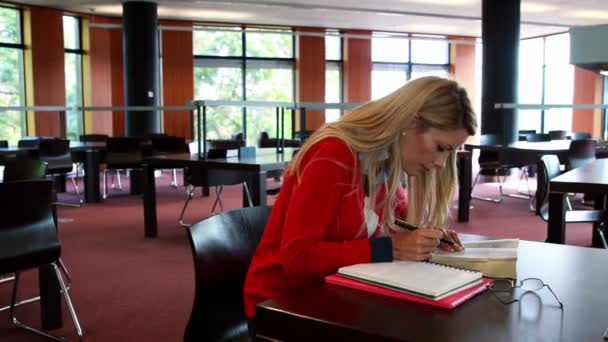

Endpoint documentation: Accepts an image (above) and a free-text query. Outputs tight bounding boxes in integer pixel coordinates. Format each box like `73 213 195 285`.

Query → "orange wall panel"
30 7 65 137
572 67 603 138
89 17 113 135
161 20 194 139
296 27 325 130
343 30 372 103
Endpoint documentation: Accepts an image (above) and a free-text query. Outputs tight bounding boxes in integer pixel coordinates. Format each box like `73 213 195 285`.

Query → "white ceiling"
12 0 608 38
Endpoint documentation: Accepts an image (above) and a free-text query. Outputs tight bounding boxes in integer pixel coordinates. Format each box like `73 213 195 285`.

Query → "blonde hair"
287 76 477 233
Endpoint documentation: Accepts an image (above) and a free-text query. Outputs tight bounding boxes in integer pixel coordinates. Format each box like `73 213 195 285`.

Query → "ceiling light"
401 0 479 6
569 10 608 20
521 2 559 13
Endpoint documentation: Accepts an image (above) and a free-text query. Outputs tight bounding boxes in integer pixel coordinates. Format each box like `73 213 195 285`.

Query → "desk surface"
256 236 608 342
550 158 608 193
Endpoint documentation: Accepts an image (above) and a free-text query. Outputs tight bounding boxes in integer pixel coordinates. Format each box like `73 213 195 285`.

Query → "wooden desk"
142 149 294 238
458 140 608 222
255 237 608 341
548 159 608 247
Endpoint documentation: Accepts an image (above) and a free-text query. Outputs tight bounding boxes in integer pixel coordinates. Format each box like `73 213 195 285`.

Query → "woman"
243 76 477 331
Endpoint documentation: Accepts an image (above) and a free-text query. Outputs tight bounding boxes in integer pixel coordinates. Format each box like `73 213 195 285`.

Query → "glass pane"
325 33 341 60
65 53 83 140
246 28 292 58
0 47 24 145
411 38 449 64
245 66 293 144
518 38 544 133
372 36 408 63
372 65 407 100
63 16 79 50
0 7 21 44
325 67 341 123
411 65 449 80
193 26 242 56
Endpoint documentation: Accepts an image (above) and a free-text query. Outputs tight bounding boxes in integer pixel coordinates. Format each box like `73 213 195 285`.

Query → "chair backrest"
79 134 108 142
3 159 48 182
0 140 7 148
38 139 73 174
571 132 592 140
548 130 568 140
568 139 597 170
184 206 271 342
525 133 551 142
105 137 143 168
0 180 60 273
151 136 189 154
537 155 561 216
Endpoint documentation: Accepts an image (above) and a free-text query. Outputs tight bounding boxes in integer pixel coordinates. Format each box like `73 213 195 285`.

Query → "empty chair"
568 139 596 170
548 130 568 140
0 180 83 340
471 134 510 203
151 136 189 187
38 139 82 206
525 133 551 142
79 134 108 142
184 206 271 342
103 137 143 199
570 132 592 140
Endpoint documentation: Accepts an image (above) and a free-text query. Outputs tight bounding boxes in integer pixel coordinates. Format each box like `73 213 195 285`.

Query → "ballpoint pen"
393 218 457 247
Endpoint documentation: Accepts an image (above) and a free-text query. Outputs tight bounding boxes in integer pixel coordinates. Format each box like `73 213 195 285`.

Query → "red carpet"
0 171 597 341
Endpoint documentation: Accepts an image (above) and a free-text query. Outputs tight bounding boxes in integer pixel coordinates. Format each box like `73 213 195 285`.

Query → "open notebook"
336 260 483 300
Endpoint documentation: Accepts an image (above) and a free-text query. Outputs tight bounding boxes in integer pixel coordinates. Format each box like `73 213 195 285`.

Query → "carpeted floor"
0 171 597 341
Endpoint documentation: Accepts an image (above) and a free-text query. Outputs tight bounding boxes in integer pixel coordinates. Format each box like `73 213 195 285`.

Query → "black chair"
571 132 592 141
0 180 83 340
537 155 606 248
525 133 551 142
471 134 510 203
38 139 82 206
548 130 568 140
79 134 108 142
518 130 536 141
184 206 271 342
103 137 143 199
178 149 254 227
568 139 597 170
151 136 189 188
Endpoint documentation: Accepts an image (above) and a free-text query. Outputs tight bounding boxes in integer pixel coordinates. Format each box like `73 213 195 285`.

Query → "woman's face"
399 126 469 176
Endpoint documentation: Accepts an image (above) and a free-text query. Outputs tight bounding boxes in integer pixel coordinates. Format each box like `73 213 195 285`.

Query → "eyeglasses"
489 278 563 309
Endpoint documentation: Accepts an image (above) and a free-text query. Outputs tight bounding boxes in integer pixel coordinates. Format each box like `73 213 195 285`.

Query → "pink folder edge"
325 274 492 309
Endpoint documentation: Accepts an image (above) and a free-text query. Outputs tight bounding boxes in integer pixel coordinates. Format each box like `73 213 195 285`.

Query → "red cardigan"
243 137 407 317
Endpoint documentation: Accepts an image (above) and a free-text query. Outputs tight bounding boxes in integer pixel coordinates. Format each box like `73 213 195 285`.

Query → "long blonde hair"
287 76 477 233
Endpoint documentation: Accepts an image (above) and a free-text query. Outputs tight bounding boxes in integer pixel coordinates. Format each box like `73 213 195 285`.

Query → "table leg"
246 171 267 207
143 162 158 238
84 150 101 203
546 191 566 244
457 153 471 222
39 265 62 330
592 193 607 248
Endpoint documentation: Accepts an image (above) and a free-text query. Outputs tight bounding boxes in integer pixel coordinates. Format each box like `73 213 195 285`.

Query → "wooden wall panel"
296 27 325 131
88 16 113 135
109 18 125 136
161 20 194 139
343 29 372 103
29 7 65 137
572 67 603 138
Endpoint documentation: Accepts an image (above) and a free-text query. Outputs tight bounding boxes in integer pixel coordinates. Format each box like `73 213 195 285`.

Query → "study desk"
458 140 608 222
548 158 608 247
142 149 294 238
255 236 608 341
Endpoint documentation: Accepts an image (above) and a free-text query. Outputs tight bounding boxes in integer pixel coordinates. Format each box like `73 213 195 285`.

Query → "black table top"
550 158 608 193
256 235 608 342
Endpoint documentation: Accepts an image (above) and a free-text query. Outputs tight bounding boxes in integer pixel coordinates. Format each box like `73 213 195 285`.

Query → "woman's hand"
390 228 444 261
440 229 464 252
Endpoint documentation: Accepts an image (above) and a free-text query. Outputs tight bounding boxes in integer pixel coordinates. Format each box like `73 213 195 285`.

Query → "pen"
393 218 457 247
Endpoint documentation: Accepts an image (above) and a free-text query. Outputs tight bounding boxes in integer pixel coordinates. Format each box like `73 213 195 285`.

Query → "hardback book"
430 239 519 279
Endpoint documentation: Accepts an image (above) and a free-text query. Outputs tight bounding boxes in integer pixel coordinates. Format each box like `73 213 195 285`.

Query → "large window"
0 6 25 145
325 31 342 123
193 26 294 145
518 33 573 133
371 34 449 100
64 15 83 141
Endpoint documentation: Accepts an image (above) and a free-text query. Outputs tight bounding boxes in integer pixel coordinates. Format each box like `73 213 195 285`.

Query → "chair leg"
178 185 196 227
471 171 503 203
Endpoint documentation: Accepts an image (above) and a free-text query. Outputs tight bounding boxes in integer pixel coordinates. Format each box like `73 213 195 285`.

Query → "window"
193 26 294 145
63 15 83 141
371 33 450 100
325 31 342 123
0 6 25 145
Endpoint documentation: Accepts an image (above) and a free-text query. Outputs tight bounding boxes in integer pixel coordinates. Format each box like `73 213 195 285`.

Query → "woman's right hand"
390 228 444 261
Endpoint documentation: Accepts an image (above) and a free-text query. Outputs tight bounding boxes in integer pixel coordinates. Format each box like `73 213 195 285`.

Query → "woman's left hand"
440 229 464 252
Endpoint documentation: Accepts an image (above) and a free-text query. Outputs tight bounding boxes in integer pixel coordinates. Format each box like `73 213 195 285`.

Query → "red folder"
325 274 492 309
